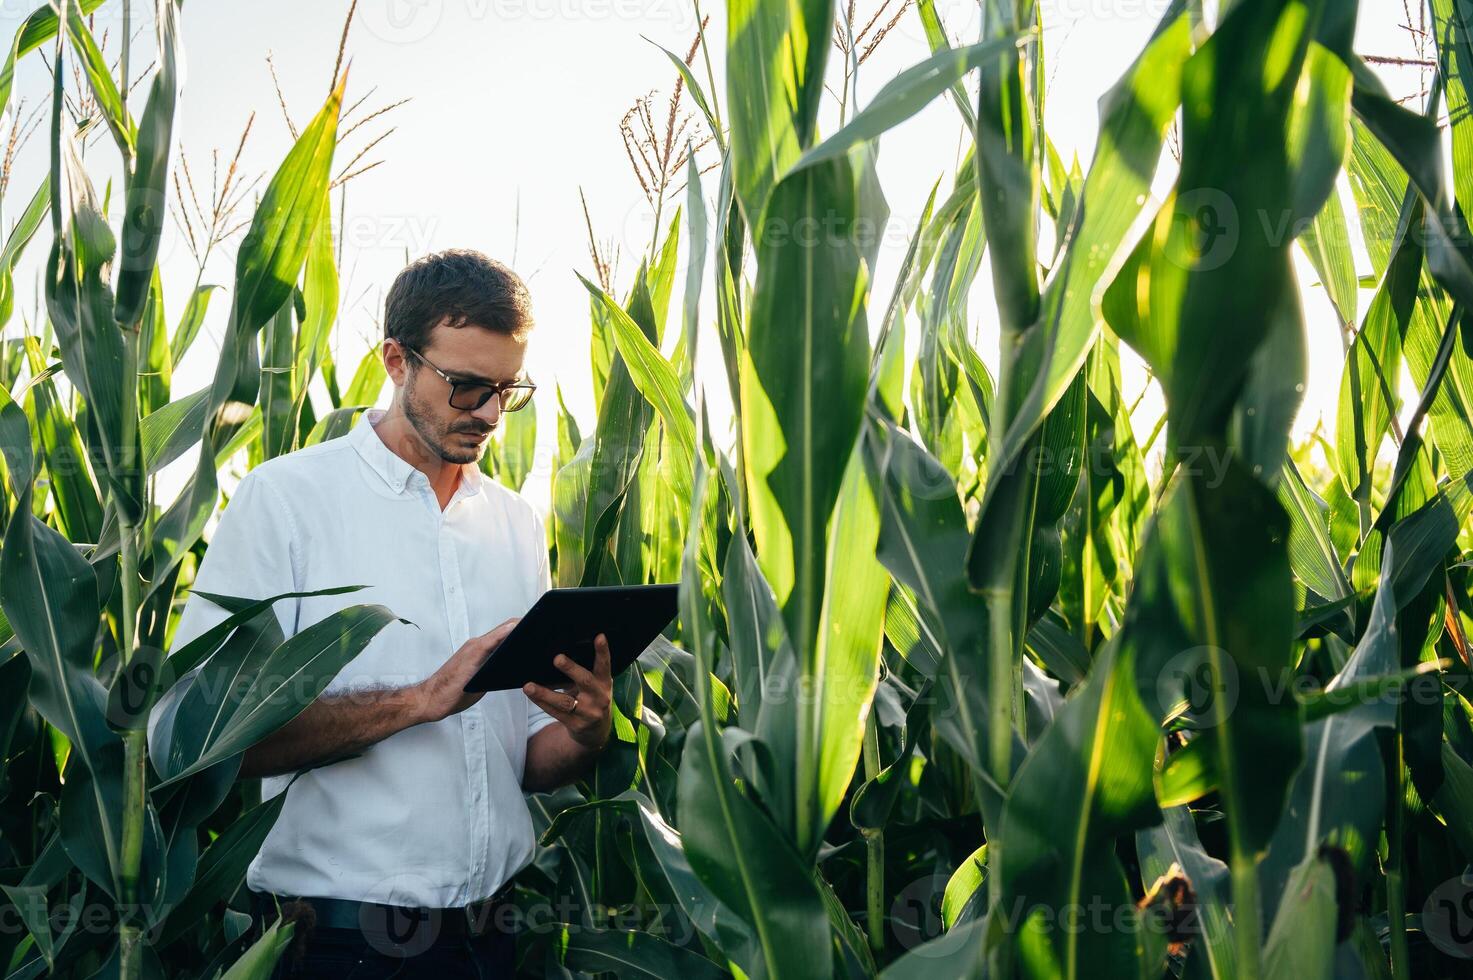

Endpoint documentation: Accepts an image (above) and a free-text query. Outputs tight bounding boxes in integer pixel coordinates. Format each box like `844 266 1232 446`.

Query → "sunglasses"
403 344 536 413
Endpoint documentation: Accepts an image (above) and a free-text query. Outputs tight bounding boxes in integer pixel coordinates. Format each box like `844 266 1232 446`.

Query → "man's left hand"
523 633 613 751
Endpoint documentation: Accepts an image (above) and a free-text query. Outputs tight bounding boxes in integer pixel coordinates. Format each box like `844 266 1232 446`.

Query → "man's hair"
384 249 534 350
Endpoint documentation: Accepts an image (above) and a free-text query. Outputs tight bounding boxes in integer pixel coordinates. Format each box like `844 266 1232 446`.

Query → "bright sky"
0 0 1426 515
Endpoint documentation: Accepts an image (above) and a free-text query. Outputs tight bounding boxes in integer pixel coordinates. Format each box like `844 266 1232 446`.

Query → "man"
148 250 611 978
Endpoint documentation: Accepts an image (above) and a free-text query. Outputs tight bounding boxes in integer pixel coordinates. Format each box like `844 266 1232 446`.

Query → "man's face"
395 322 528 465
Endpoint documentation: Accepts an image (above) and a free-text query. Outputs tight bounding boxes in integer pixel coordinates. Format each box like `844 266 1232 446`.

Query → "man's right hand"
414 618 520 723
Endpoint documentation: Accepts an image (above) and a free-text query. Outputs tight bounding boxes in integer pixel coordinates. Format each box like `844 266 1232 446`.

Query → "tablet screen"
463 584 679 692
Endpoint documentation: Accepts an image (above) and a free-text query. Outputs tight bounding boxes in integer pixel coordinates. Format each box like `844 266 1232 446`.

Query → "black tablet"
463 584 680 693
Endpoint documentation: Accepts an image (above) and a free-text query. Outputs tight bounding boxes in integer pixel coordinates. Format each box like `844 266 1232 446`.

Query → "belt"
250 882 516 953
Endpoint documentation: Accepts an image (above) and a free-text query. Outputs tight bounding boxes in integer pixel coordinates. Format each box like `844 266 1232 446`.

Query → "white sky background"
0 0 1427 516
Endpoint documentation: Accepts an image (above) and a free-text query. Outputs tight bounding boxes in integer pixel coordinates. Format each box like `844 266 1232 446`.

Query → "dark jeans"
266 925 515 979
252 896 517 980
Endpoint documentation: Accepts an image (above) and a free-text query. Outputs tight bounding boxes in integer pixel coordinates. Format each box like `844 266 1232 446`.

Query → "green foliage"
5 1 1473 978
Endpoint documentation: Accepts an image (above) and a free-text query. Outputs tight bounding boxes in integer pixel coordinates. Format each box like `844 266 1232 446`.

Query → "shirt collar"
349 407 484 499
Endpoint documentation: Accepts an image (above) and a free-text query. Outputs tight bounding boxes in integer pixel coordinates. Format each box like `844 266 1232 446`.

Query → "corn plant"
5 0 1473 978
532 0 1473 977
0 2 409 976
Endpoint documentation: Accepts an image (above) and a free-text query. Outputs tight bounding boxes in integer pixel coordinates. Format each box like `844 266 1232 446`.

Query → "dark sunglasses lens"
450 384 495 411
500 385 534 412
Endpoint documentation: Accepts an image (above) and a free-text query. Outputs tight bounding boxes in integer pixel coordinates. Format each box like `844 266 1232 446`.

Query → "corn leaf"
169 284 222 365
156 790 288 945
27 373 102 543
218 918 295 980
0 0 106 122
676 458 832 979
869 418 1012 823
141 386 209 476
580 274 694 515
1300 184 1358 328
997 640 1160 978
61 9 132 159
1334 188 1421 500
724 0 831 223
809 440 888 849
147 77 343 601
796 36 1021 172
562 928 728 978
0 383 122 897
259 302 295 460
157 599 405 787
1261 852 1341 980
581 272 658 585
46 123 133 517
114 0 182 325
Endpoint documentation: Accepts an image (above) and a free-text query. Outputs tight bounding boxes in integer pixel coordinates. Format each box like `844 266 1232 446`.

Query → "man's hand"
414 618 521 724
523 633 613 751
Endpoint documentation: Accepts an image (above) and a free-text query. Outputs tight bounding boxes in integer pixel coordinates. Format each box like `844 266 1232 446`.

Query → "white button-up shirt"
149 407 557 907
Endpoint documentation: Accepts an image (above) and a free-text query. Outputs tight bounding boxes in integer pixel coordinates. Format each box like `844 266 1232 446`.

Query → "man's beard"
402 375 494 465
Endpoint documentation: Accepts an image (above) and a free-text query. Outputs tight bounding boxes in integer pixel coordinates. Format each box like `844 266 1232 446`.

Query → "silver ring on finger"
569 694 579 714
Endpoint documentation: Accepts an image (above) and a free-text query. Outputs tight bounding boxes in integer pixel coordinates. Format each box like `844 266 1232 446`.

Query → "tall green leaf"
147 74 345 601
258 301 295 460
1123 465 1302 978
46 124 132 517
986 0 1189 474
169 285 221 366
809 440 888 850
676 460 832 979
62 7 133 158
724 0 832 222
997 641 1159 979
581 272 658 586
0 0 107 122
115 0 183 326
25 361 102 543
1300 186 1358 329
796 37 1021 172
740 150 881 852
579 274 695 516
0 385 122 897
157 599 405 786
869 417 1010 822
562 928 728 979
1333 188 1421 502
156 790 288 944
1262 489 1462 925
